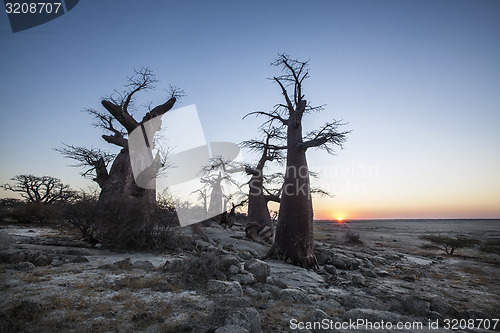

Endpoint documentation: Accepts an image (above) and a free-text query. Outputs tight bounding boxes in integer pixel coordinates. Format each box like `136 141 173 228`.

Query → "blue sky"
1 0 499 219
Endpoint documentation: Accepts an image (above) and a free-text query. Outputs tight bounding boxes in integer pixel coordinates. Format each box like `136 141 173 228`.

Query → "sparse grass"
261 300 296 330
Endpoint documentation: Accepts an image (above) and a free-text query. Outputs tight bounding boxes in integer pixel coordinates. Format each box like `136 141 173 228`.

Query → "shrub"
419 234 480 255
344 230 363 245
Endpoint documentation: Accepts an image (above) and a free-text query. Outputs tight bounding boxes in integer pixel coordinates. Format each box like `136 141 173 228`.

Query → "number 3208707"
5 2 62 14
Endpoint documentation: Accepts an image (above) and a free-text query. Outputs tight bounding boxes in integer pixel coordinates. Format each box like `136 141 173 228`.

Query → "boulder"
132 260 154 270
244 259 270 282
343 308 411 324
401 296 430 315
210 307 261 333
279 289 313 305
14 262 35 271
215 325 250 333
207 280 243 297
430 299 459 317
352 274 366 286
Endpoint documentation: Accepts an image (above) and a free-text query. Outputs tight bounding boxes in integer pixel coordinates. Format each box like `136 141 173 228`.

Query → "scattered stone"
132 260 154 270
221 254 241 270
430 299 459 317
279 289 313 305
215 325 250 333
315 299 343 313
32 253 52 266
266 276 288 289
244 259 270 283
163 257 188 271
229 272 256 285
113 258 132 269
228 264 240 274
401 295 430 315
71 256 89 263
324 265 337 275
360 268 377 278
207 280 243 297
343 308 411 324
352 274 365 286
209 307 261 333
14 262 35 271
459 310 492 320
301 309 335 333
402 275 415 282
375 270 390 277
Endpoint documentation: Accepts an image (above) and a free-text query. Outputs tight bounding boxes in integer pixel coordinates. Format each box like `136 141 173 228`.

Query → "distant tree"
420 234 480 255
241 127 285 243
2 174 76 205
56 67 183 245
255 54 349 268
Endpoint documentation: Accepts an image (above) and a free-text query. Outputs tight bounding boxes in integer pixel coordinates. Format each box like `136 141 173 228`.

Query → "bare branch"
300 121 351 153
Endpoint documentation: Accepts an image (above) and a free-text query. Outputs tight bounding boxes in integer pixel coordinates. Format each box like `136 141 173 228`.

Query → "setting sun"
337 217 344 222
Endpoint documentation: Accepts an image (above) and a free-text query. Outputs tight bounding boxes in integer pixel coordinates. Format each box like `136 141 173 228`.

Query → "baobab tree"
241 127 284 243
57 68 182 244
253 54 349 268
2 174 76 205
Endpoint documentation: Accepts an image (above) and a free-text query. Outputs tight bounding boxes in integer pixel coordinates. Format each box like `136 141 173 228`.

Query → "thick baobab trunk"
246 165 274 243
207 173 223 217
271 121 318 268
95 147 156 243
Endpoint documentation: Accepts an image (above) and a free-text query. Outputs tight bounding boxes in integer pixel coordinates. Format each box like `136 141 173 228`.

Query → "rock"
221 254 241 270
314 249 330 266
132 260 154 270
301 309 334 333
324 265 337 275
215 325 250 333
375 270 390 277
315 299 343 314
244 259 270 283
207 280 243 297
32 253 52 266
266 276 288 289
214 295 253 308
245 287 272 300
459 310 492 320
229 272 255 285
15 262 35 271
401 295 430 315
71 256 89 263
402 275 415 282
328 253 360 271
228 264 240 274
11 251 52 266
343 308 411 324
352 274 365 286
210 307 261 333
163 257 187 271
360 268 377 278
430 299 459 317
113 258 132 269
279 289 313 305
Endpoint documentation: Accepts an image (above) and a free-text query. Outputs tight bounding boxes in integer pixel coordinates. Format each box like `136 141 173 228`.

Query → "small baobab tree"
253 54 349 268
241 127 285 243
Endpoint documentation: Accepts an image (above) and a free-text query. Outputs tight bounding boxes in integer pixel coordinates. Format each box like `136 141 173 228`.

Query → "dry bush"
344 230 363 245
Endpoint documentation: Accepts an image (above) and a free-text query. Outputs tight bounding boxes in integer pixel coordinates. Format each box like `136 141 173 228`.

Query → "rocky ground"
0 220 499 332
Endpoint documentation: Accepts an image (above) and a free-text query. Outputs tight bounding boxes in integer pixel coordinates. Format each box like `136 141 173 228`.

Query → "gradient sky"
1 0 499 219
